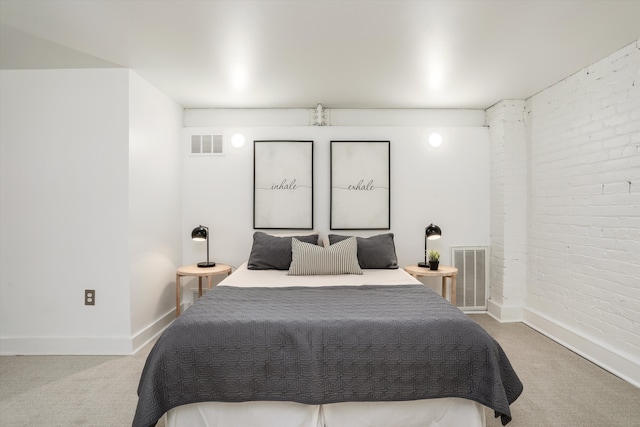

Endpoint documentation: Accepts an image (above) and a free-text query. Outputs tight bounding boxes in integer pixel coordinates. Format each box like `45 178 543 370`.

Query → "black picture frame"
330 140 390 230
253 140 314 229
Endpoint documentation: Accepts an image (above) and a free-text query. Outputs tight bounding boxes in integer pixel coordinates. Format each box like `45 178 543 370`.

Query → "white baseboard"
0 335 134 355
0 308 176 356
523 308 640 388
486 299 523 322
131 307 176 353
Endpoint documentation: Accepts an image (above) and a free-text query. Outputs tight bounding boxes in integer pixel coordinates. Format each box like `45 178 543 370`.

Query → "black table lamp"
191 225 216 268
418 223 442 268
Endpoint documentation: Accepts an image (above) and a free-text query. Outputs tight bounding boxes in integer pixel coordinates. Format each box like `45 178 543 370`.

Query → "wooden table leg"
198 277 203 297
176 273 181 316
441 277 447 301
207 275 213 290
451 274 457 306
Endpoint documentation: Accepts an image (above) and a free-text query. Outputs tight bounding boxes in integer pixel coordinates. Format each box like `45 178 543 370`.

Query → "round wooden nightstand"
176 264 232 316
404 264 458 305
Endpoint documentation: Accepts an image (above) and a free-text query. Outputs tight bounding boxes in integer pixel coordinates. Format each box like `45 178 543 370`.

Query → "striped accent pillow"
288 237 363 276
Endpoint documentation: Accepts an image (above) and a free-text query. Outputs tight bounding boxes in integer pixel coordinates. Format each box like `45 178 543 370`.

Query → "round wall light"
231 133 246 148
429 132 443 147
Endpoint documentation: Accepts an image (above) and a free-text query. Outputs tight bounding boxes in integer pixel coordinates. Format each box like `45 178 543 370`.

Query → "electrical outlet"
85 289 95 306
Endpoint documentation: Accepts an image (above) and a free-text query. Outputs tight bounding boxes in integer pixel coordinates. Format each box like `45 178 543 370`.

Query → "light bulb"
429 133 443 147
231 133 245 148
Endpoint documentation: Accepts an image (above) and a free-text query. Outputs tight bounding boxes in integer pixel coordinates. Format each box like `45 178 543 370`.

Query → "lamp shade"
426 223 442 240
191 225 208 241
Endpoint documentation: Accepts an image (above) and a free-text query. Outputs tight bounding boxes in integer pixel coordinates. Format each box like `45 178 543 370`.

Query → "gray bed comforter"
133 285 522 427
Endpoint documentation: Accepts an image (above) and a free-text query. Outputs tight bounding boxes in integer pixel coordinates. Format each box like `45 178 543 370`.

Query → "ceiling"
1 0 639 109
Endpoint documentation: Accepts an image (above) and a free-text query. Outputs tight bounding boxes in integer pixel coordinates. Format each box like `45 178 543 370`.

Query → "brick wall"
486 100 528 318
525 40 640 367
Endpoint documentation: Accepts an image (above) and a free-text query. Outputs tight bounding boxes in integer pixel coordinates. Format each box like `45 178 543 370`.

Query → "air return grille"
191 134 224 155
451 246 488 311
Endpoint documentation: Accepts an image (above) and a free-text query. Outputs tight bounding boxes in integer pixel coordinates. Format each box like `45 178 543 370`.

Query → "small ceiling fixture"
312 103 329 126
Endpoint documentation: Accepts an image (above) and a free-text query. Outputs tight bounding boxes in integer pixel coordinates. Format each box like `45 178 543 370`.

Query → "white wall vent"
191 134 224 155
451 246 489 311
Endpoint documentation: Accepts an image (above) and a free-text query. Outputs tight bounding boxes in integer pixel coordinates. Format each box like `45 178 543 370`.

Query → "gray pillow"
248 232 319 270
288 237 362 276
328 233 399 269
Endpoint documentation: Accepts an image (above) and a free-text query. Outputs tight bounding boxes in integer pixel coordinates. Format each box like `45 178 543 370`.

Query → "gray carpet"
471 315 639 427
0 314 638 426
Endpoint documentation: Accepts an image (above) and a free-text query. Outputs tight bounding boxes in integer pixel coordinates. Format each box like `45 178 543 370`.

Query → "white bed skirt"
165 398 486 427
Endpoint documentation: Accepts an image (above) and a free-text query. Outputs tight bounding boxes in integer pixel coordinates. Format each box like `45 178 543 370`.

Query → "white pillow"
288 237 363 276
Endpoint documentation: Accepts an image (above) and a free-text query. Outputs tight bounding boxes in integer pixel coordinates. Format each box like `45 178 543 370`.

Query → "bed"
133 233 522 427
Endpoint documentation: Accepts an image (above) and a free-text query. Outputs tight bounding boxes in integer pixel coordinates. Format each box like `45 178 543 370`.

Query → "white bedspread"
219 262 422 287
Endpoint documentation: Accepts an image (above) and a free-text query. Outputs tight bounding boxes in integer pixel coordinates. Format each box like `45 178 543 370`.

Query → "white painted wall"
486 100 528 321
128 71 183 349
0 69 184 355
0 69 132 354
523 40 640 385
181 110 490 298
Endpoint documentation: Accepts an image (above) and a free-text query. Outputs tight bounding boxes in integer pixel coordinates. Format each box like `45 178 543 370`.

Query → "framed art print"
330 140 390 230
254 140 313 229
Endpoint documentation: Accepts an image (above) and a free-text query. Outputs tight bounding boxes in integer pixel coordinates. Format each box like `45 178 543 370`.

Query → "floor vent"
191 134 224 155
451 246 489 311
